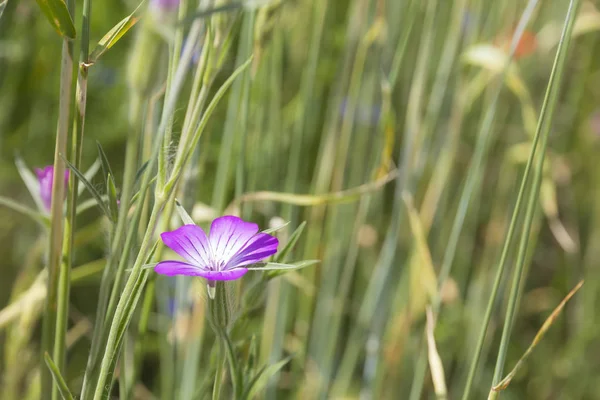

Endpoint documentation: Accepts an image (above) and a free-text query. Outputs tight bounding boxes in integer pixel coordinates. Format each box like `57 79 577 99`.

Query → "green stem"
461 0 578 398
41 0 76 396
490 0 582 395
52 0 92 396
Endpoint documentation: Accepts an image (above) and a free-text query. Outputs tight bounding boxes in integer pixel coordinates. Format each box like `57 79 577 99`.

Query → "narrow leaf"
96 142 115 190
273 221 306 263
243 356 293 400
107 174 119 222
44 352 75 400
262 220 290 234
225 169 397 212
34 0 76 39
492 280 584 392
88 3 143 64
248 260 320 271
62 156 112 220
134 160 150 185
175 199 195 225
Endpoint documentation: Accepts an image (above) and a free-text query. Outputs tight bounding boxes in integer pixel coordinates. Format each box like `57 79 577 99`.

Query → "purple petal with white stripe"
227 233 279 268
154 261 203 276
161 224 212 267
194 268 249 281
155 215 279 281
209 216 259 263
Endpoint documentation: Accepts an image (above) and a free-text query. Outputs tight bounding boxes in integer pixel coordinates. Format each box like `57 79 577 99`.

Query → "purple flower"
155 216 279 282
35 166 69 212
150 0 180 13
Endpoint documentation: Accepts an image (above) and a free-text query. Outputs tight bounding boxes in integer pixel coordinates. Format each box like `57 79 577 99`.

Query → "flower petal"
196 268 249 281
36 166 54 211
160 224 212 266
154 261 205 276
209 216 259 263
226 233 279 268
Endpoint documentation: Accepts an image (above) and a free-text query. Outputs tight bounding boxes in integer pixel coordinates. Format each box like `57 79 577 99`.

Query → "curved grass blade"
242 355 293 400
62 156 112 221
247 260 320 271
226 169 397 212
34 0 76 38
88 3 143 65
273 221 306 263
262 220 290 234
491 280 584 393
96 142 115 189
175 199 195 225
107 174 119 222
44 352 75 400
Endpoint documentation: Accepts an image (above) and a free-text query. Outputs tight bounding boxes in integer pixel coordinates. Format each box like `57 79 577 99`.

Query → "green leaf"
96 142 115 190
34 0 76 39
261 220 290 234
134 160 150 186
88 4 143 64
247 259 319 271
175 199 195 225
107 174 119 222
44 352 75 400
62 156 112 221
273 221 306 263
243 355 293 400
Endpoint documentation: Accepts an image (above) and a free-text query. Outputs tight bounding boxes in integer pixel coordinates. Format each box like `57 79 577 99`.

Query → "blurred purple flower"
155 216 279 282
35 166 69 212
340 98 382 126
150 0 180 12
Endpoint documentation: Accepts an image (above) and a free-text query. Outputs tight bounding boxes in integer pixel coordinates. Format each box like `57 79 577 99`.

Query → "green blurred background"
1 0 600 399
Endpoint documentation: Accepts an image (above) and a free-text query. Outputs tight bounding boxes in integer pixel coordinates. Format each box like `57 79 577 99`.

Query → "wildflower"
35 166 69 212
155 216 279 282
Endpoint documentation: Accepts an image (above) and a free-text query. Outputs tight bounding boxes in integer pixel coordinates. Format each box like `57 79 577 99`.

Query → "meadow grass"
0 0 598 399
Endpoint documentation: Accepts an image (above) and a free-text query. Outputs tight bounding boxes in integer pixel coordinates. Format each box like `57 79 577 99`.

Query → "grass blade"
88 3 143 64
62 156 112 221
243 355 293 400
489 0 584 392
44 352 74 400
491 280 584 394
34 0 76 38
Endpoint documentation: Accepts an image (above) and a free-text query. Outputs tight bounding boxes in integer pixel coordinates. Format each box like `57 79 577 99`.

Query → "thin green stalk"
489 0 582 396
92 15 223 396
52 0 92 396
40 0 75 396
461 1 579 398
